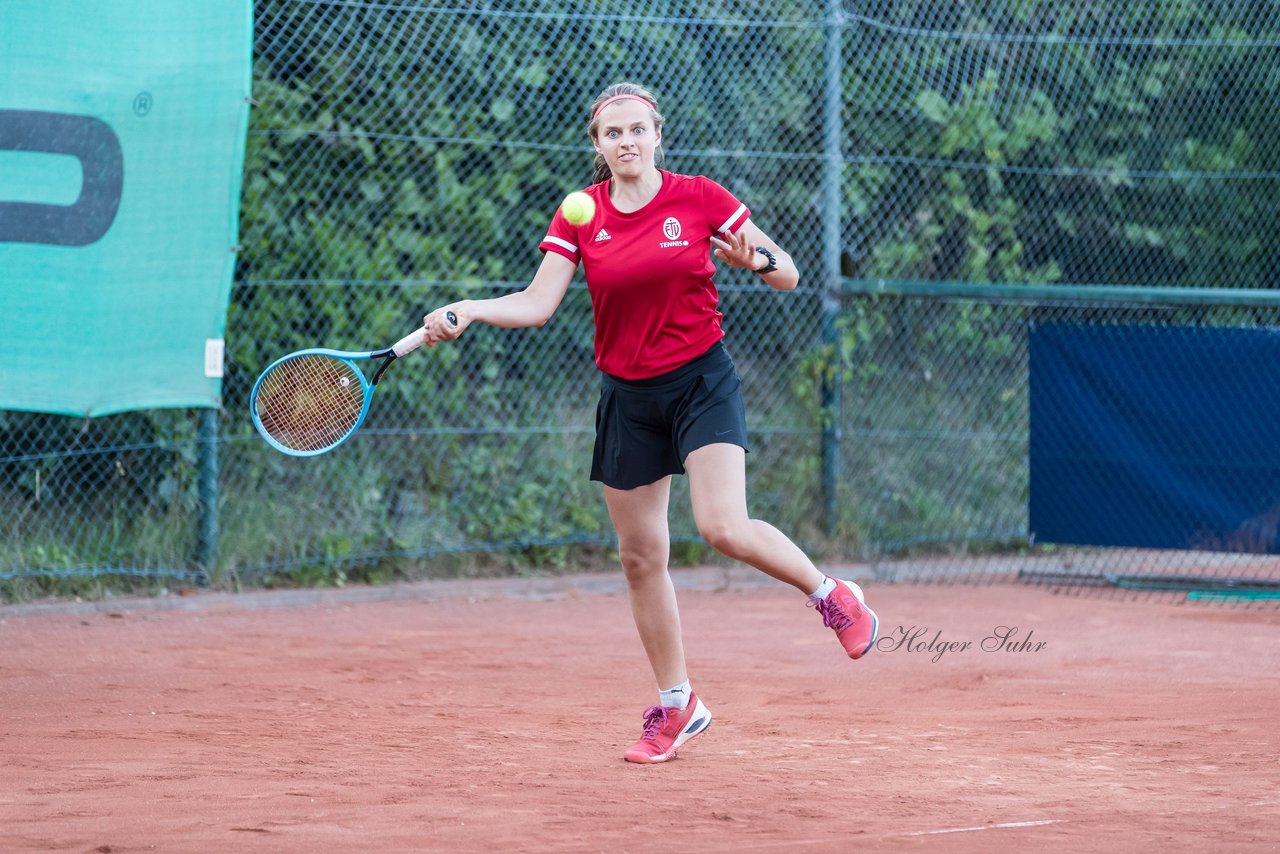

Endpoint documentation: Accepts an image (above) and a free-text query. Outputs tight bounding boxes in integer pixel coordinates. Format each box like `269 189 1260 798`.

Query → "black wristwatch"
754 246 778 275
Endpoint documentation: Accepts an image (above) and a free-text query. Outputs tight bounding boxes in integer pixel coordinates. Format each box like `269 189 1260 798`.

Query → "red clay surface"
2 568 1278 852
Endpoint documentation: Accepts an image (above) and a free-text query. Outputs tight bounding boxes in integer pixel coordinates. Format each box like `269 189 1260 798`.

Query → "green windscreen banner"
0 1 252 416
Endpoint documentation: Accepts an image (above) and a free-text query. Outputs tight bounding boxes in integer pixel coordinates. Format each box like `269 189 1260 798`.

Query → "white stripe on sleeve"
716 204 749 235
543 235 579 254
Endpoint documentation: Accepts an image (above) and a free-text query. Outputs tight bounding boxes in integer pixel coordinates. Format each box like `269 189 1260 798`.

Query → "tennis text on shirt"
539 171 750 380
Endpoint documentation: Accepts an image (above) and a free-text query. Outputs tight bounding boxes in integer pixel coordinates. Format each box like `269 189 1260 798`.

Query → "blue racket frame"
250 346 389 457
251 313 454 458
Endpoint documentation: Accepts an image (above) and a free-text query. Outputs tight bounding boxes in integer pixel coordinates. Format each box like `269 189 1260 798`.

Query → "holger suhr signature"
875 626 1047 663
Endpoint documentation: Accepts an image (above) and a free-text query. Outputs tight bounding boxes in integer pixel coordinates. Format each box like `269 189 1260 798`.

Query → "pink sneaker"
810 578 879 659
622 692 713 764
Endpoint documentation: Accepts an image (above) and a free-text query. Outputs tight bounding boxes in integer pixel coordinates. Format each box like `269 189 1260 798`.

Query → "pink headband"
593 94 657 119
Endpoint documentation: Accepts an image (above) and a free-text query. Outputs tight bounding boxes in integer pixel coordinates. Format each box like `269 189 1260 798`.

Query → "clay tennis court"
2 568 1277 852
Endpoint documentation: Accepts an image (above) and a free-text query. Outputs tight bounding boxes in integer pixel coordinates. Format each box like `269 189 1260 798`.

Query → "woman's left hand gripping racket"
251 312 456 456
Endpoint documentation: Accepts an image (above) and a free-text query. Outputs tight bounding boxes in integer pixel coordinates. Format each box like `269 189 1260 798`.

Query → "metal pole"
821 0 845 538
195 407 219 585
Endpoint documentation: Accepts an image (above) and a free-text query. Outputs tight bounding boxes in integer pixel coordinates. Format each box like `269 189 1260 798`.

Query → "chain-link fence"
843 286 1280 597
5 1 1280 601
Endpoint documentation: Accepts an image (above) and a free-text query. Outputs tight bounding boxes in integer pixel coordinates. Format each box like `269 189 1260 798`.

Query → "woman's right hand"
422 302 471 346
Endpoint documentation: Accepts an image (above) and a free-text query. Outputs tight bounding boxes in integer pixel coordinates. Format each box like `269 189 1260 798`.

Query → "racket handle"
392 311 459 357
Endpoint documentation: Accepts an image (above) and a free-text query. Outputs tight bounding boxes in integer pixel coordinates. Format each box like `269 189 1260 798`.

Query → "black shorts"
590 341 749 490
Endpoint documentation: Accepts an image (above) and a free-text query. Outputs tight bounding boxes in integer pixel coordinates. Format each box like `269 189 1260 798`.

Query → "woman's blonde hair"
587 82 665 184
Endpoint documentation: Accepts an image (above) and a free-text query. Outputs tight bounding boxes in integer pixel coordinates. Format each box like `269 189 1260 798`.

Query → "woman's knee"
617 538 670 583
698 516 749 558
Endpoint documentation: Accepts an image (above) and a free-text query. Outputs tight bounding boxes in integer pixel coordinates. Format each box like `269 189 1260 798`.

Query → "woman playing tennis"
421 82 878 764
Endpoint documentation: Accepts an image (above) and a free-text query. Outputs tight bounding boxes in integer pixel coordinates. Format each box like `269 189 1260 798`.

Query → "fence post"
195 407 219 585
820 0 845 538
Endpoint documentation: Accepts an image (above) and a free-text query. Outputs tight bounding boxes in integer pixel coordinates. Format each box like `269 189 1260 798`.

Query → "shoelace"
639 705 670 740
811 596 853 632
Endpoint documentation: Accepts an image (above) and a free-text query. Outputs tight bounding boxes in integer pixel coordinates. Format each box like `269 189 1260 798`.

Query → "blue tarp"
1029 323 1280 554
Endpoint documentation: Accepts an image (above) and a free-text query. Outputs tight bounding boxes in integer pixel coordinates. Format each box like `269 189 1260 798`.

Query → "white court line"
726 820 1065 849
904 819 1062 837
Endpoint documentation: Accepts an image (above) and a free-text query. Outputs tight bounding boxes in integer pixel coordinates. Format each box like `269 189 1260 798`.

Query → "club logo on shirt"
660 216 688 248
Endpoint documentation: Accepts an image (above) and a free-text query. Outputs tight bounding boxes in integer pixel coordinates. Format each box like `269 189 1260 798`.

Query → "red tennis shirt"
539 170 750 379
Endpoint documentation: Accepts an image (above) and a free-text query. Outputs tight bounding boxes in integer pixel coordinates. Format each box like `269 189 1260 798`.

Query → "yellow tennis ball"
560 191 596 225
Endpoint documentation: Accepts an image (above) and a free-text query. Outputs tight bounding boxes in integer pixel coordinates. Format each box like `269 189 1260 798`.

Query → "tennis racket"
251 312 456 456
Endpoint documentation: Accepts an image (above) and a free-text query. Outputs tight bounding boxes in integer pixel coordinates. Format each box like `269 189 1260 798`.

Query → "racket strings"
253 354 366 452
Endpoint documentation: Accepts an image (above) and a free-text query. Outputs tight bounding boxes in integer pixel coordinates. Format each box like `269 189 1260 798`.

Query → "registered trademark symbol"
133 92 153 116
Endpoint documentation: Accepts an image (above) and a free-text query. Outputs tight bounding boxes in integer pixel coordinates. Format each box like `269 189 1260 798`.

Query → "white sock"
660 680 691 710
808 576 837 603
